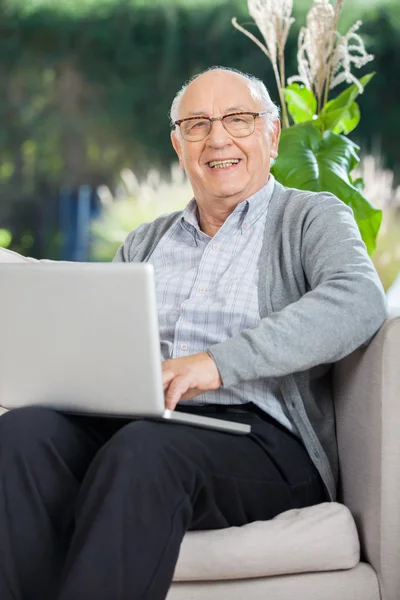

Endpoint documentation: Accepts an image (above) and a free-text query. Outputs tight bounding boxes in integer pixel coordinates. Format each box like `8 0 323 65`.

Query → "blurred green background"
0 0 399 288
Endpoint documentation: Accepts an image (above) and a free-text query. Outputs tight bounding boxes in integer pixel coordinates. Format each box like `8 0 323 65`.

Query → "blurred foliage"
90 164 191 261
0 0 399 258
0 228 12 248
353 154 400 290
373 209 400 291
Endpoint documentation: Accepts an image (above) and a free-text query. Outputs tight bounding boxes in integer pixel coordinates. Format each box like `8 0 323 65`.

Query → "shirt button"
199 286 207 294
243 223 249 231
183 321 190 327
180 344 188 351
212 244 220 250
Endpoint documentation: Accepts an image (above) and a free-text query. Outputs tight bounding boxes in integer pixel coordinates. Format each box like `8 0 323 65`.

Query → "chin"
212 184 246 199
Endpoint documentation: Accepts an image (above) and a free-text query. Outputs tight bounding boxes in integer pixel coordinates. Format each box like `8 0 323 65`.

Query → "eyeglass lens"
181 114 255 140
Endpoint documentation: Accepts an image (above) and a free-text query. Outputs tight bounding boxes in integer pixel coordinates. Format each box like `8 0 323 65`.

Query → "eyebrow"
184 105 253 118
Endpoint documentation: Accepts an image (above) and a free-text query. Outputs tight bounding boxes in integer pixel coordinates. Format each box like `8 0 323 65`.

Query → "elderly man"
0 67 387 600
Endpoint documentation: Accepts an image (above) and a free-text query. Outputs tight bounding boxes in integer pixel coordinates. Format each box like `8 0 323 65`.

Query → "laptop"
0 263 250 435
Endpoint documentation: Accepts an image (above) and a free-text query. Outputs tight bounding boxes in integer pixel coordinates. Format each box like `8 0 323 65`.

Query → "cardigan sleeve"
208 195 388 388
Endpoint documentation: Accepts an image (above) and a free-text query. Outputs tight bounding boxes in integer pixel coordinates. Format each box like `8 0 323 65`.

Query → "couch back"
333 314 400 600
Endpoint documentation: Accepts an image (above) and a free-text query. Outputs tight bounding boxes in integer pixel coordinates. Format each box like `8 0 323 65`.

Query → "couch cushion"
168 563 379 600
173 502 360 581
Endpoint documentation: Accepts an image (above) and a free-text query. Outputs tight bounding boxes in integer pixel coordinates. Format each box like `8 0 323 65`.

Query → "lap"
84 405 327 524
1 404 327 526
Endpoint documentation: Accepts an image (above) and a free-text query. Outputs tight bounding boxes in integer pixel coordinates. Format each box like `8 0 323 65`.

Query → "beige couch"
169 313 400 600
0 249 399 599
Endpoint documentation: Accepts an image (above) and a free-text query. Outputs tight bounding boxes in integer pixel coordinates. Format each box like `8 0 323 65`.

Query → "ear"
270 120 281 159
171 130 184 170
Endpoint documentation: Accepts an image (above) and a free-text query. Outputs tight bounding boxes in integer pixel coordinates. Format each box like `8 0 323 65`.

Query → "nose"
206 119 233 148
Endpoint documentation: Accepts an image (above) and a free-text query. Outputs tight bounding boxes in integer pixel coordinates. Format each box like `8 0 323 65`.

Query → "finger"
165 375 190 411
162 370 175 390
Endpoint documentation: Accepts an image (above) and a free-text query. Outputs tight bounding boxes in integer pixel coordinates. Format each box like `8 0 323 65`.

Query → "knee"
102 420 179 466
0 406 64 453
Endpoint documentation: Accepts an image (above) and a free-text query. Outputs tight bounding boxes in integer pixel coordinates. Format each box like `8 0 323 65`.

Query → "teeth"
209 159 239 169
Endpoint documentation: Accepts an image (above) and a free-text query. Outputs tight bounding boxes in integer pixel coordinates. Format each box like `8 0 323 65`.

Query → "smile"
207 159 241 170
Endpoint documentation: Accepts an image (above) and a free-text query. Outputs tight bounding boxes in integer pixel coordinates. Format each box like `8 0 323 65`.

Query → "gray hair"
169 66 280 135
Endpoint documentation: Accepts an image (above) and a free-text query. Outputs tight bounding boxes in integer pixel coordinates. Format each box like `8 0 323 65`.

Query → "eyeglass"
174 111 268 142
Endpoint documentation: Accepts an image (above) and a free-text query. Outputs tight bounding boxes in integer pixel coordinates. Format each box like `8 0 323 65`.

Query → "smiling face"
171 70 280 212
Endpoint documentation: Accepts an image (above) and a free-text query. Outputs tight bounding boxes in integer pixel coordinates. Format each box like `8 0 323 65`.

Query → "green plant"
233 0 382 255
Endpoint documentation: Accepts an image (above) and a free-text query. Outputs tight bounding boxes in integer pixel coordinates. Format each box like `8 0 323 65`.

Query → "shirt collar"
181 174 275 236
236 174 275 234
181 198 201 231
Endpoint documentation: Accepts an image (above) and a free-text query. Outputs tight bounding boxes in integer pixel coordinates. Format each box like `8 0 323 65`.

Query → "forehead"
178 72 261 117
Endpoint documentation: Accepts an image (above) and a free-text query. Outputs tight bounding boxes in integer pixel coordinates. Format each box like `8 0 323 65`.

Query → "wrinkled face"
171 71 280 206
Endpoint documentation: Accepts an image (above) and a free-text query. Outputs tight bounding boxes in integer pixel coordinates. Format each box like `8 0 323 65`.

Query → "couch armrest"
333 311 400 600
0 247 39 262
0 247 67 264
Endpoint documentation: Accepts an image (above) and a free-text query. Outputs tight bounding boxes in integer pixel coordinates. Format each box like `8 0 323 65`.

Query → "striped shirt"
147 175 296 432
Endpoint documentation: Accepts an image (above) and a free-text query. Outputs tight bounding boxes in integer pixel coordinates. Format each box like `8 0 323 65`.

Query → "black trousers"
0 403 328 600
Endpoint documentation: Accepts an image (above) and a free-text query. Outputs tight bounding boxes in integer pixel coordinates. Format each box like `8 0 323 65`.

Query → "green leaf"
350 176 365 193
271 123 382 255
331 101 360 135
317 72 375 134
284 84 317 125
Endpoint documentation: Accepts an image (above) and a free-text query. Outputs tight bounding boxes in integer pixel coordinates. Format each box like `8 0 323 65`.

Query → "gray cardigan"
113 181 388 499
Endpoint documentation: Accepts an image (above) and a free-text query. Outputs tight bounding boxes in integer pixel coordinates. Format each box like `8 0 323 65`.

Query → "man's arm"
113 229 138 262
208 195 388 388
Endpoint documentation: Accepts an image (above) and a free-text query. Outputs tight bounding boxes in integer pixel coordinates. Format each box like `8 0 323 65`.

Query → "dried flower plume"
288 0 374 110
233 0 374 124
329 20 374 91
247 0 295 67
232 0 295 128
288 0 336 108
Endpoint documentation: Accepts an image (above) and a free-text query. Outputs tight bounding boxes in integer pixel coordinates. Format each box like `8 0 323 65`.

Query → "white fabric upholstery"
0 247 57 263
334 314 400 600
168 563 379 600
0 247 38 263
173 502 359 581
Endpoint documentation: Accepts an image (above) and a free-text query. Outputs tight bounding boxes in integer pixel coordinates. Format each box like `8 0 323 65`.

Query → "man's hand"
162 352 222 410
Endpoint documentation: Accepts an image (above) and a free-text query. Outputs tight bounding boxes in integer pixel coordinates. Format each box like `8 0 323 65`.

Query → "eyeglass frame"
173 111 269 141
